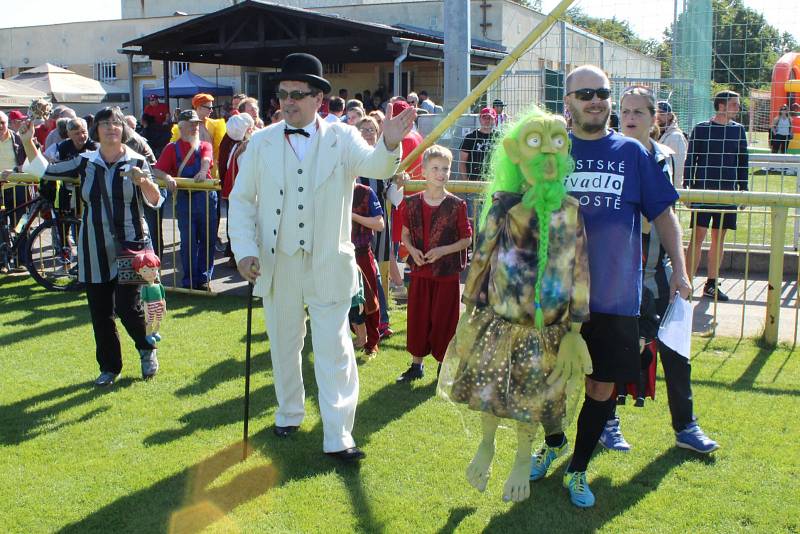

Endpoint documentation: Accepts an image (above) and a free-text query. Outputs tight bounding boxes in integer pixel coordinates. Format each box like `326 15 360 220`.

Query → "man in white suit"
229 53 415 462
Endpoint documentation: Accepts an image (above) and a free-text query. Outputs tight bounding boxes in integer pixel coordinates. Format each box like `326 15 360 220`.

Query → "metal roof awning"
122 0 504 68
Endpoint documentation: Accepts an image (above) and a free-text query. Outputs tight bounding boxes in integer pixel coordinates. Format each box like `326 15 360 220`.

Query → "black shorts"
581 312 640 383
690 205 737 230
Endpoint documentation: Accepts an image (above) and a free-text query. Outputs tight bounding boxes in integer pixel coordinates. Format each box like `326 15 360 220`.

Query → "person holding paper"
528 67 691 509
596 86 719 454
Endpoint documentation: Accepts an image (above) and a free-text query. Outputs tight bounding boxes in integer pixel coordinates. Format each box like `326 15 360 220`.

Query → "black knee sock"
568 395 616 473
545 432 567 448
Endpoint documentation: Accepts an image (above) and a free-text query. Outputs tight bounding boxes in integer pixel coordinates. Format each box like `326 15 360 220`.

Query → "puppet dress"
438 192 589 427
141 283 166 323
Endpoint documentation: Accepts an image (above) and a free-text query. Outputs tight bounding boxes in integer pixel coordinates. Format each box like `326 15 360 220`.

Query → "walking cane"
242 281 254 461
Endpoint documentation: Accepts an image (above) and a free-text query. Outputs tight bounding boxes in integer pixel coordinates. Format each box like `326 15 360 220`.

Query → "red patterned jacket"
404 192 468 278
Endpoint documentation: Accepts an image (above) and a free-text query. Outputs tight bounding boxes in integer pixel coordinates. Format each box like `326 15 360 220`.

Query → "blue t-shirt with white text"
566 131 678 316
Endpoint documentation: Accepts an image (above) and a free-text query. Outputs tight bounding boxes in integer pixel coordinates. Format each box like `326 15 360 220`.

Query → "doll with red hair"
133 251 166 346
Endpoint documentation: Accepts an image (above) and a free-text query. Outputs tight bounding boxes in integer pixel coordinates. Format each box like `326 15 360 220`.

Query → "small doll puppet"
437 106 592 503
133 251 166 346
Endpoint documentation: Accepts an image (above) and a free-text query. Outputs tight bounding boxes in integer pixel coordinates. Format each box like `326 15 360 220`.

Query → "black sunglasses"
567 88 611 101
277 89 317 101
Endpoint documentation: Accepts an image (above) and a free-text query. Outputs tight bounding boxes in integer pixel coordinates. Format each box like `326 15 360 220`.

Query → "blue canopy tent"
143 70 233 98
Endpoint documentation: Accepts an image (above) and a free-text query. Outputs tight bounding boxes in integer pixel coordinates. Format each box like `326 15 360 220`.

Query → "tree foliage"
564 2 798 97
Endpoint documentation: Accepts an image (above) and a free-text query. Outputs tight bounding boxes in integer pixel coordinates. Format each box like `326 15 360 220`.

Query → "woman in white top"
770 105 793 154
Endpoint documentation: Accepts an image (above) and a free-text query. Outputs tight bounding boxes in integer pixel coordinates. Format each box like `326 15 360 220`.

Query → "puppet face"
138 265 159 284
503 115 570 185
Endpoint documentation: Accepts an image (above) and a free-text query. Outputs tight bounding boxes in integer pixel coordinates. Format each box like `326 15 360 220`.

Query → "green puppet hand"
546 326 592 391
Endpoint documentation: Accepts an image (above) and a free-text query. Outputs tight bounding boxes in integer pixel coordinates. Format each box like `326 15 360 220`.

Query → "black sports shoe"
703 283 730 302
396 365 424 383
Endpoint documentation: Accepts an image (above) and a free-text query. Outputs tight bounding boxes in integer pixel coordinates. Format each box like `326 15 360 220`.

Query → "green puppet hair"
479 106 575 329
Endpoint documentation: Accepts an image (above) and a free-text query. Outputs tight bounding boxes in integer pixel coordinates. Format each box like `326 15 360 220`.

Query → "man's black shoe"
703 283 730 302
273 425 299 438
326 447 366 462
396 365 424 383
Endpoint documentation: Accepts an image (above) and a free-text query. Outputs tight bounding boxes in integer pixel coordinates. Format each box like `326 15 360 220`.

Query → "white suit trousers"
262 249 359 453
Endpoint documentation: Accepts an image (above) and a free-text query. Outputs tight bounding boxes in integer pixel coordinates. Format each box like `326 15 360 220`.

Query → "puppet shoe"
94 371 120 387
153 333 162 342
140 349 159 379
676 423 719 453
145 335 158 346
563 471 595 508
599 418 631 451
530 438 569 481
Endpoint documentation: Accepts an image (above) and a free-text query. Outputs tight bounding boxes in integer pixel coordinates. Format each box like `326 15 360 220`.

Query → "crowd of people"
5 50 770 509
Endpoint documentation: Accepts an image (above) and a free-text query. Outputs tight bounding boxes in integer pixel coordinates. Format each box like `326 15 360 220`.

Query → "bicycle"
0 182 83 291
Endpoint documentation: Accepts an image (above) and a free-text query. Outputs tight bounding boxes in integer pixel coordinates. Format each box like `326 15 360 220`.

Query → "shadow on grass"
482 448 702 532
57 441 278 534
437 506 477 534
693 346 799 397
0 379 134 445
65 352 435 532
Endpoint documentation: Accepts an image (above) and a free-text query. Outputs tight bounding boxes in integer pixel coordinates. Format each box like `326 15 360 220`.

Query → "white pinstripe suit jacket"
228 117 401 303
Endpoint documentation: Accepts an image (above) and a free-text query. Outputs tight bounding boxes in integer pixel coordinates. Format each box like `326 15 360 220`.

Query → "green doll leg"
502 421 537 502
466 412 500 492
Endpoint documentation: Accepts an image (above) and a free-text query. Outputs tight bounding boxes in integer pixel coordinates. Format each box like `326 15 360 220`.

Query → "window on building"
171 61 190 78
323 63 344 75
95 61 117 82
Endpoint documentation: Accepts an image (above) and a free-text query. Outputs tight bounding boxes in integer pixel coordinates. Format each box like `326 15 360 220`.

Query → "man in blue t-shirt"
684 90 749 302
528 65 690 509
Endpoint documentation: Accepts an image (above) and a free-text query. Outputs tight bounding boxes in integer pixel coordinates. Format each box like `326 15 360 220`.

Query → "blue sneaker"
676 423 719 453
598 418 631 451
563 471 595 508
530 438 569 481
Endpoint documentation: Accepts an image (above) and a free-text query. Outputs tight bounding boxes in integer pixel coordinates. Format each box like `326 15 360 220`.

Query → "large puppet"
438 106 592 503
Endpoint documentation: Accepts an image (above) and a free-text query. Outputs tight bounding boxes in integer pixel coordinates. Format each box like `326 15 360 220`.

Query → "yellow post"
765 206 788 346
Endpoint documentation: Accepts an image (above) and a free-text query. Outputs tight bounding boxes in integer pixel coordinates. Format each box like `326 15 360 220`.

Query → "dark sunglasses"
277 89 317 101
567 88 611 101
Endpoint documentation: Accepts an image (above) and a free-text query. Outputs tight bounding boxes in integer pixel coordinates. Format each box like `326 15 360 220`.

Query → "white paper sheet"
657 294 693 359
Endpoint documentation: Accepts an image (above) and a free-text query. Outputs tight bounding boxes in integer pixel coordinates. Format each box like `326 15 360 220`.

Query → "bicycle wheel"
26 216 84 291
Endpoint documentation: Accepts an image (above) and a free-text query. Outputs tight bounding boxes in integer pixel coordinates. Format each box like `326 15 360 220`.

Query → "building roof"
123 0 504 67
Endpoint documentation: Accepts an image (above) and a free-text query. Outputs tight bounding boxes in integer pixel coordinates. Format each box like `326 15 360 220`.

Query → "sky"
542 0 800 41
0 0 797 42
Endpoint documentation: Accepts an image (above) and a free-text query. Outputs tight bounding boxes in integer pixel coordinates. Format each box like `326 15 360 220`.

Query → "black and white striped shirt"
26 146 162 283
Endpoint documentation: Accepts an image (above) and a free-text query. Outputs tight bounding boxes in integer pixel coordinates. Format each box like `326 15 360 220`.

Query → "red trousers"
406 275 461 362
356 247 380 352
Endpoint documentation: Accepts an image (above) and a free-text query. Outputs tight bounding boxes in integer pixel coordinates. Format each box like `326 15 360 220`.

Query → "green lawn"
1 276 799 533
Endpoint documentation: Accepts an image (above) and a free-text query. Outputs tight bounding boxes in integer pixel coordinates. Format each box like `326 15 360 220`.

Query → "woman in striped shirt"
20 107 164 387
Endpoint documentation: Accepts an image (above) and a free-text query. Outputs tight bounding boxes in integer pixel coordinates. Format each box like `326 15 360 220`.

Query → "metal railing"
4 174 222 296
404 180 800 347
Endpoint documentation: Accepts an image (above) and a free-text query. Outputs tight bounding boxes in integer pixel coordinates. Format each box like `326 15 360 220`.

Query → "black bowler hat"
270 53 332 94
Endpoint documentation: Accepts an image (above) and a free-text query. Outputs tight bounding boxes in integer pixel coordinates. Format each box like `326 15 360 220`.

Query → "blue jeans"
175 190 218 288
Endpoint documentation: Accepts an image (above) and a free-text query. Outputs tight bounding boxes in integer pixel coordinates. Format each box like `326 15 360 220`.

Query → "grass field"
1 276 799 533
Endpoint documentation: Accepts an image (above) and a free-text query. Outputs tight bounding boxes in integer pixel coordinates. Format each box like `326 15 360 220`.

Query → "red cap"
479 107 497 118
391 100 411 117
8 110 27 121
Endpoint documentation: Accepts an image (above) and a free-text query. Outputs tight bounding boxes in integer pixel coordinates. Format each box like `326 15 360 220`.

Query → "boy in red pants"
398 145 472 382
352 181 385 358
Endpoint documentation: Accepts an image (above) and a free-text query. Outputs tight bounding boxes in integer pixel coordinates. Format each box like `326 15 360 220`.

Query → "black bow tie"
284 127 310 138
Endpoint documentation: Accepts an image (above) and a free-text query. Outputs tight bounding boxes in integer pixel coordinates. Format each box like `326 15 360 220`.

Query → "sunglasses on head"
277 89 316 101
567 88 611 101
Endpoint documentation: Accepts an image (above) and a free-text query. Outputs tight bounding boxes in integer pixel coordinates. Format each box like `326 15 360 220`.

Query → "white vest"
276 135 318 255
